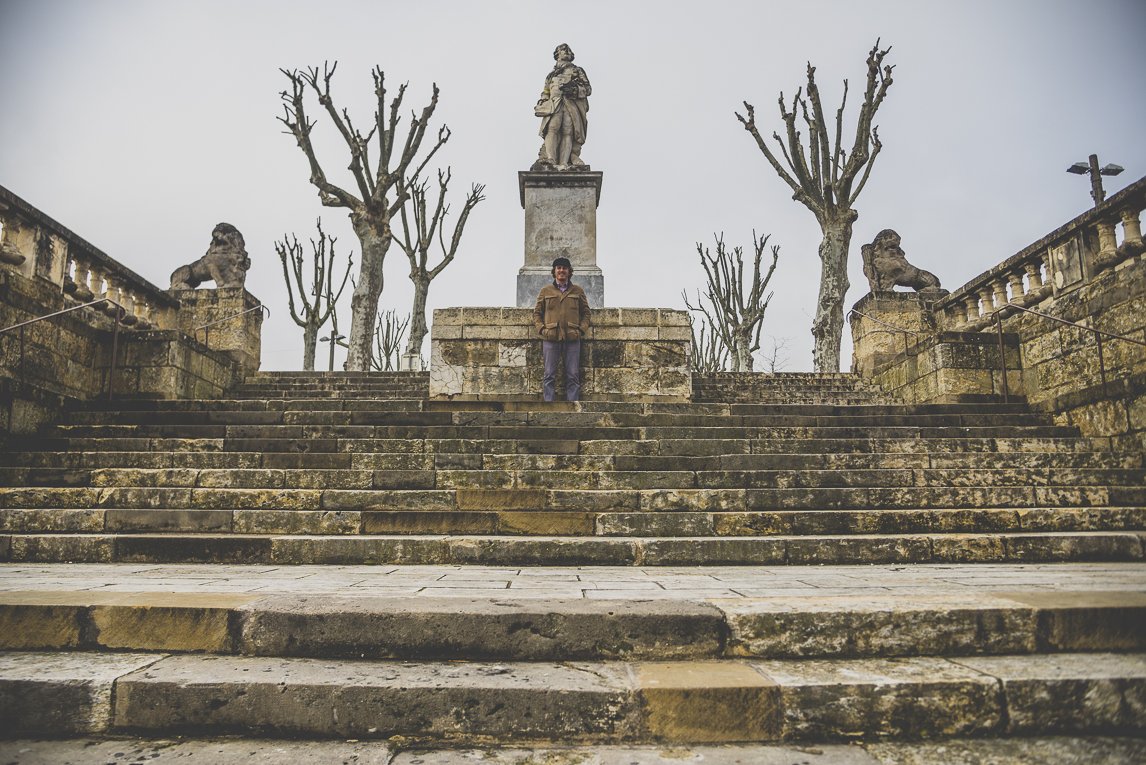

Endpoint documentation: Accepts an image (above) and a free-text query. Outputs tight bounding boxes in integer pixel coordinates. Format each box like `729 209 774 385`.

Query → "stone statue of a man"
533 43 591 170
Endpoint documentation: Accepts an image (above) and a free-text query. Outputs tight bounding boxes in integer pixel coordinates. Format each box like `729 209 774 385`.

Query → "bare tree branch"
737 40 894 372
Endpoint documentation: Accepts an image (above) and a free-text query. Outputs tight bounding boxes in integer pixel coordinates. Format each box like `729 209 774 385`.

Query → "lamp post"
1067 154 1124 206
319 331 346 372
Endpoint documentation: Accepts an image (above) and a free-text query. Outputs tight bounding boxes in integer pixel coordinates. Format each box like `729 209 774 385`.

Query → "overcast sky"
2 0 1144 372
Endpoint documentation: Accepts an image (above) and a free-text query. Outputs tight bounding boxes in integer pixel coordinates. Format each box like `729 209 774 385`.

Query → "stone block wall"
172 288 263 376
0 267 107 399
108 330 243 400
869 330 1023 404
429 307 691 400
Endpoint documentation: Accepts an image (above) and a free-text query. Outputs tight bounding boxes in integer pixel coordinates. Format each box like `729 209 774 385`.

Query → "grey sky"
1 0 1143 372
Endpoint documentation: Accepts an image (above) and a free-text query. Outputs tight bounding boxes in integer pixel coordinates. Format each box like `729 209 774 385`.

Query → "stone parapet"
850 291 946 378
869 331 1023 404
171 288 263 376
429 307 690 400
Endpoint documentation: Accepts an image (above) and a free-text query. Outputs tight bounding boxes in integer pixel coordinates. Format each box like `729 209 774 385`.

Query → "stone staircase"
231 370 431 399
692 371 893 404
1 371 1144 745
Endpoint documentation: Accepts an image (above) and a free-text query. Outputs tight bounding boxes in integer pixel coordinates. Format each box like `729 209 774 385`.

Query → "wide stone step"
4 590 1143 661
1 449 1138 472
4 464 1142 492
43 423 1083 445
3 649 1142 740
2 481 1144 512
4 506 1143 539
63 409 1056 429
4 531 1143 565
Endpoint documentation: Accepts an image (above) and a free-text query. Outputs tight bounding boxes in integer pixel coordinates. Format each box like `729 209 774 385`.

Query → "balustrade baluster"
1119 208 1144 257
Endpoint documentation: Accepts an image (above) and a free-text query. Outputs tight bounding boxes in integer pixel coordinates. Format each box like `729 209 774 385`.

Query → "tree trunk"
346 211 391 371
734 330 754 373
302 320 318 372
406 275 430 362
811 213 856 373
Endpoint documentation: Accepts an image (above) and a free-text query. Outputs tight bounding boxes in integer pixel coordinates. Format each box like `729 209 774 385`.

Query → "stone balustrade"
0 185 178 331
934 176 1146 332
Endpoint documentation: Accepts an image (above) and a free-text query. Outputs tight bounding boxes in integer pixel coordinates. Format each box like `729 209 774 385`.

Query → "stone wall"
429 307 690 400
870 331 1022 404
172 288 263 376
854 175 1146 452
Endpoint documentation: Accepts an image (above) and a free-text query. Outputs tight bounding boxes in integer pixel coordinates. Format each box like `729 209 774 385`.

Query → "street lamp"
1067 154 1124 206
319 331 346 372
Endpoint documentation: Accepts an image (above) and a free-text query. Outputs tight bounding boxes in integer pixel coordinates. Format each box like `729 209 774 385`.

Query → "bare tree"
684 232 780 372
756 335 792 374
684 306 729 373
279 62 449 370
396 169 485 362
371 310 410 371
275 218 353 371
736 41 893 372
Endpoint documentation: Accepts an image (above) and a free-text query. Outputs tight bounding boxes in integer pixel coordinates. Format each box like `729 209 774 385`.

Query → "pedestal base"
429 307 691 400
516 268 604 309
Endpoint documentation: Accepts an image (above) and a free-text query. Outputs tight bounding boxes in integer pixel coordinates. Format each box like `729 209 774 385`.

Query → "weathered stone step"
63 409 1056 429
4 649 1142 740
4 531 1143 565
4 506 1142 539
2 448 1137 472
4 590 1142 660
45 423 1082 444
3 482 1144 512
5 464 1142 492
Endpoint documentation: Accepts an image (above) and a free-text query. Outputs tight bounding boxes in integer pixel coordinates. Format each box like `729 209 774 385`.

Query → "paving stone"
715 593 1038 659
236 597 725 661
633 661 780 742
752 656 1003 740
0 650 162 734
952 652 1146 733
112 654 639 740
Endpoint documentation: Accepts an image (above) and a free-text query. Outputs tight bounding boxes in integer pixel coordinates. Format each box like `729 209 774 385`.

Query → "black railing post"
1096 332 1107 395
109 303 121 401
995 312 1008 404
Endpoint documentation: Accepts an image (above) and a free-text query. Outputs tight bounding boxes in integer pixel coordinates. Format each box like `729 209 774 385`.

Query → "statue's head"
553 44 574 63
210 222 251 272
872 229 902 256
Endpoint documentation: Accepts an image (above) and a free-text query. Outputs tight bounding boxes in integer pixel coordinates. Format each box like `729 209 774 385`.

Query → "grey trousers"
542 340 581 401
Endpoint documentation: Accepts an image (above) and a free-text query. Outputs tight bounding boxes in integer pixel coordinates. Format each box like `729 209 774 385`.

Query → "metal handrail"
846 308 923 360
992 303 1146 403
0 298 125 400
194 304 269 348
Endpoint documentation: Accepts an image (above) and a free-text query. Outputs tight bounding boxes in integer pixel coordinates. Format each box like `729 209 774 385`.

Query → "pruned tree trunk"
408 275 430 361
397 170 485 364
276 218 353 372
279 62 449 371
346 211 389 370
811 213 854 373
302 321 319 371
683 232 780 373
737 41 893 372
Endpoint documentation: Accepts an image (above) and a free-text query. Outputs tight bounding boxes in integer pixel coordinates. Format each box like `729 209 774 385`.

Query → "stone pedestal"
849 291 945 378
171 288 263 375
429 307 690 401
517 171 604 308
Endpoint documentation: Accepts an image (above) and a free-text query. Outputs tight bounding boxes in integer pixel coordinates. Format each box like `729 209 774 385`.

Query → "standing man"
534 257 591 401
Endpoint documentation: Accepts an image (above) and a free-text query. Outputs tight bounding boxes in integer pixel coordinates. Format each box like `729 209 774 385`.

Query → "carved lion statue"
170 223 250 290
861 229 942 293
